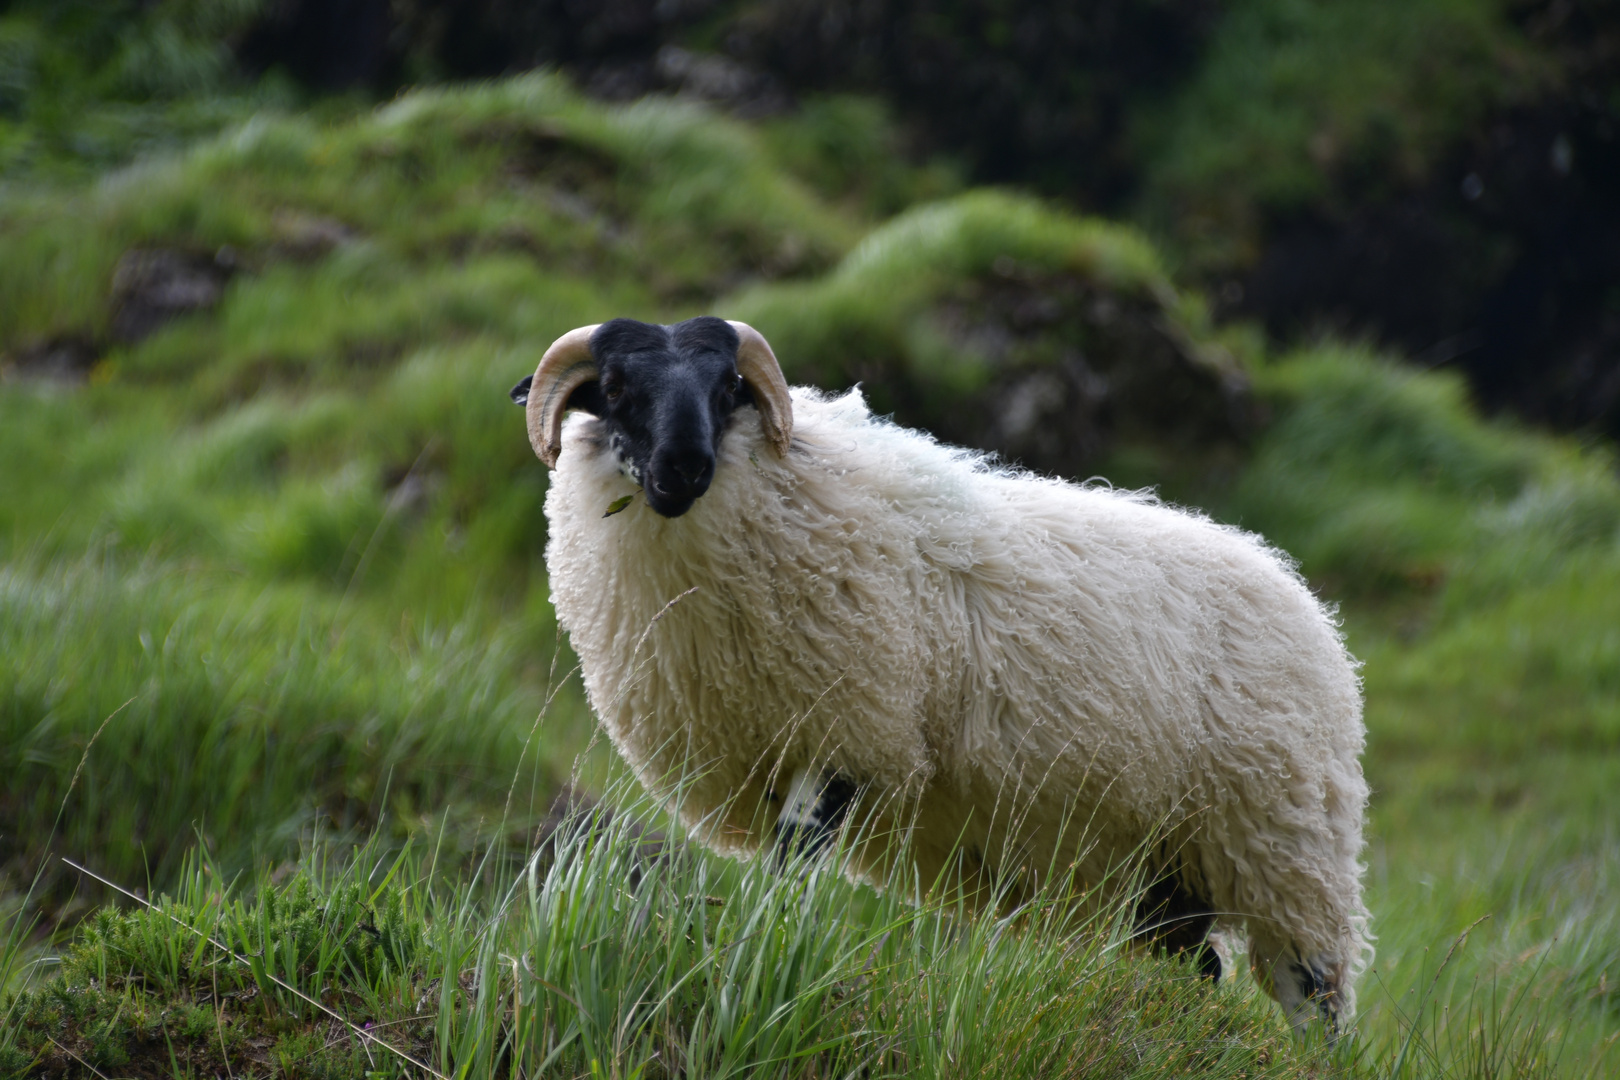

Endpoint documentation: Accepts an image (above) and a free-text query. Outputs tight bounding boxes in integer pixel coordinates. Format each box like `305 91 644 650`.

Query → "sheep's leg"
772 766 857 863
1132 873 1221 981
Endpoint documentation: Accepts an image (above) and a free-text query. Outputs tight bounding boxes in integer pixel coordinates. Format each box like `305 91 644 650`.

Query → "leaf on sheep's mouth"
604 493 637 517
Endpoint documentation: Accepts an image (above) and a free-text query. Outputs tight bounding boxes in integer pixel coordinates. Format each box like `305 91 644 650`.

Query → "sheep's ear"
510 375 534 406
727 321 793 456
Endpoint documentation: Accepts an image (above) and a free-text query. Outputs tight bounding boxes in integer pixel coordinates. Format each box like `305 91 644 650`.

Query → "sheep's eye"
603 380 624 402
731 373 744 394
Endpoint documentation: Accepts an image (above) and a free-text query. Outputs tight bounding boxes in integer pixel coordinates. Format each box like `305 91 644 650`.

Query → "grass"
727 190 1250 489
732 188 1172 393
1 781 1602 1080
0 785 1360 1080
1 73 1617 1076
0 557 580 909
0 72 859 349
1219 345 1620 759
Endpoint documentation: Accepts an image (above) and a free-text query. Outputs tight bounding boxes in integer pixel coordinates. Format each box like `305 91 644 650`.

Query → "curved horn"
526 324 601 467
728 321 793 456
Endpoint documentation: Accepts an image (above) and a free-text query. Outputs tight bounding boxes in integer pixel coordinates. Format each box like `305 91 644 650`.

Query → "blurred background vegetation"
4 0 1615 435
1 1 1616 1076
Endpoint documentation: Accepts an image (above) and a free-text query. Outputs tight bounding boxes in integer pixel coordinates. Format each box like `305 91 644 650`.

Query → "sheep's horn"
526 324 601 467
728 321 793 456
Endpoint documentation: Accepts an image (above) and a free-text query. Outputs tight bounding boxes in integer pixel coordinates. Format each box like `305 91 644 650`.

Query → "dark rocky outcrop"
733 194 1253 485
913 267 1250 481
0 336 100 385
109 248 236 345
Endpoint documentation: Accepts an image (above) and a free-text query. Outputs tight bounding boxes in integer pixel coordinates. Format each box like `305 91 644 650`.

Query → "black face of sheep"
512 317 746 517
512 315 795 518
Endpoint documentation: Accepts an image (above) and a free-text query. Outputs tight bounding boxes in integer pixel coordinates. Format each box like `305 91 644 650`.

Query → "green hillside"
2 75 1616 1077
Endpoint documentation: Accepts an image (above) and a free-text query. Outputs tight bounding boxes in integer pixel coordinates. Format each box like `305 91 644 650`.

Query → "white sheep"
514 316 1372 1034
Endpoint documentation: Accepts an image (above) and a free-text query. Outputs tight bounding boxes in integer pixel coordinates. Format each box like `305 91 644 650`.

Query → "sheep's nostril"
650 452 713 504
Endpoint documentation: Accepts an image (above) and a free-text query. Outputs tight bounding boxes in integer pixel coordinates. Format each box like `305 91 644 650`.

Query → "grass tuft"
7 787 1335 1080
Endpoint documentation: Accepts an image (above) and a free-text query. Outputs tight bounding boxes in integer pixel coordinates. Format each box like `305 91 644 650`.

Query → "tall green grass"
0 0 289 181
0 554 583 916
7 780 1607 1079
0 784 1339 1079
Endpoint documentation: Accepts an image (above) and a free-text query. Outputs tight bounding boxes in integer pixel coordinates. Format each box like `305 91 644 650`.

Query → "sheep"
511 315 1372 1035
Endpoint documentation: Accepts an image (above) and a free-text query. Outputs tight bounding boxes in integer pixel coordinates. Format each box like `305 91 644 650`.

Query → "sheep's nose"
651 449 714 500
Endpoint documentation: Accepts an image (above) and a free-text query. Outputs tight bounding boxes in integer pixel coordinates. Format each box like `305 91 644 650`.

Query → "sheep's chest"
545 424 942 801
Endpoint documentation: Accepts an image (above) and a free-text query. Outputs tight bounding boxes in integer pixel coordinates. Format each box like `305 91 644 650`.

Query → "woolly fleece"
545 386 1371 1018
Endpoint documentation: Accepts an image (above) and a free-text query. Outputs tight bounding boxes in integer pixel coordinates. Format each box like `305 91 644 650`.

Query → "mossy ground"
1 73 1617 1077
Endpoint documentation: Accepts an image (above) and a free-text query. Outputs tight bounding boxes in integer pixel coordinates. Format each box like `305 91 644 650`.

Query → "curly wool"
545 386 1371 1016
